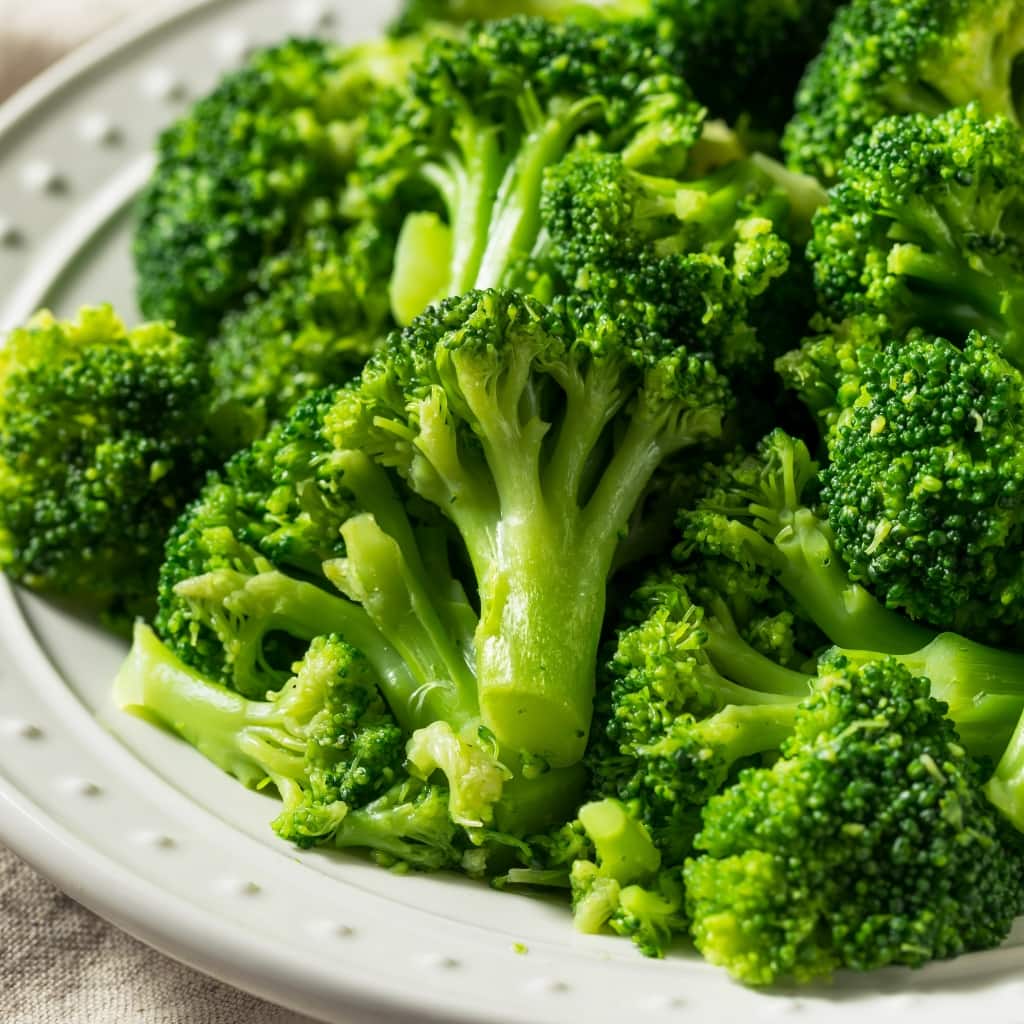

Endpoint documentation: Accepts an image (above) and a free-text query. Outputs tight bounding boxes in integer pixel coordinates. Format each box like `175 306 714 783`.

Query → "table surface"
0 3 342 1021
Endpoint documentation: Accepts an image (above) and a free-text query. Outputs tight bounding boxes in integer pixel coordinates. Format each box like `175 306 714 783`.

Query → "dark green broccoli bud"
135 35 427 335
116 626 405 846
686 654 1024 985
0 307 215 607
808 108 1024 355
207 220 395 450
347 16 704 326
333 289 727 766
822 331 1024 640
540 147 822 370
784 0 1024 182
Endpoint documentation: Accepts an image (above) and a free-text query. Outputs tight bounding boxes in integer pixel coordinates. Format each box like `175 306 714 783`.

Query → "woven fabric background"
0 3 332 1021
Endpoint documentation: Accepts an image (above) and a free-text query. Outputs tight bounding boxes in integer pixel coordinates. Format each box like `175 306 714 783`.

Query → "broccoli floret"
336 289 727 766
116 626 405 847
347 17 703 327
785 0 1024 182
394 0 845 131
207 220 395 449
587 571 814 864
0 307 214 608
821 331 1024 640
135 35 427 335
684 428 1024 762
808 108 1024 355
540 146 823 370
686 654 1024 985
685 429 936 654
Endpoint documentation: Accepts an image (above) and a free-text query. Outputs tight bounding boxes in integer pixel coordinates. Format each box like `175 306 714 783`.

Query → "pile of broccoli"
5 0 1024 988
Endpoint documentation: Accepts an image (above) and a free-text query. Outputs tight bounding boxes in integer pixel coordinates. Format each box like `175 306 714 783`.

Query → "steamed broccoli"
0 307 215 608
207 220 395 449
821 331 1024 641
346 17 702 327
808 108 1024 355
117 626 405 845
394 0 846 130
784 0 1024 181
135 35 428 335
540 145 823 371
686 653 1024 984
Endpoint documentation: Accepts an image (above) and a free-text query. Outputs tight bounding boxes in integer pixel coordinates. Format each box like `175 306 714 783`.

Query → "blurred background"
0 0 134 99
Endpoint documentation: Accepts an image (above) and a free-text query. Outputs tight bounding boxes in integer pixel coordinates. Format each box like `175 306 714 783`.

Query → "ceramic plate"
1 2 1023 1021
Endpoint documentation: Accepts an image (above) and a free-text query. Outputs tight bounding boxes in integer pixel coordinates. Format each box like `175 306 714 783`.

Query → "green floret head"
207 220 395 450
686 653 1024 985
540 147 800 371
349 16 703 327
0 306 214 608
774 312 891 433
822 330 1024 640
809 107 1024 357
135 35 427 335
784 0 1024 182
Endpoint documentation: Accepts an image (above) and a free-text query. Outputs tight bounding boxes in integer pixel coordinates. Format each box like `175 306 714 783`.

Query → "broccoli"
686 653 1024 984
394 0 845 130
346 17 703 327
540 145 823 371
0 307 215 609
784 0 1024 182
117 626 405 846
143 287 719 857
587 571 813 867
684 428 1024 761
207 220 395 450
135 35 428 335
820 330 1024 641
335 289 726 766
808 108 1024 355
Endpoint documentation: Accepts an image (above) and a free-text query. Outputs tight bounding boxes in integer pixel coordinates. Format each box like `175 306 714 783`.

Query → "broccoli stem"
176 568 412 698
115 623 304 792
772 510 934 653
689 702 801 768
986 706 1024 831
475 97 601 289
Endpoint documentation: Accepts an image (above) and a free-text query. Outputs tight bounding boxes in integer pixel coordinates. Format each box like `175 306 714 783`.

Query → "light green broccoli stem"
986 704 1024 831
474 93 604 290
115 623 307 800
702 599 813 699
673 703 800 770
578 799 661 885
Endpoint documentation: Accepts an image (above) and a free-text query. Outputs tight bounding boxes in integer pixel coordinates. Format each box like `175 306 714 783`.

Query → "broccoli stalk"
335 289 727 766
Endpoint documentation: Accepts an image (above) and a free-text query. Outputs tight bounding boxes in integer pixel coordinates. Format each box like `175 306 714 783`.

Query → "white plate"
2 3 1024 1022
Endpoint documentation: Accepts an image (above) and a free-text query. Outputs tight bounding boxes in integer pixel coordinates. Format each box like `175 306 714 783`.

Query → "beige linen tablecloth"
0 4 329 1021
